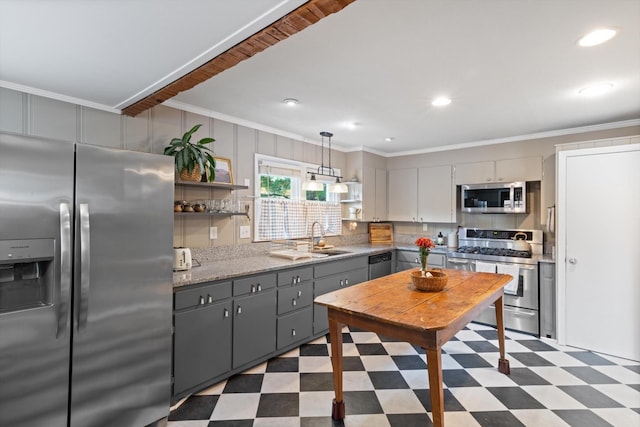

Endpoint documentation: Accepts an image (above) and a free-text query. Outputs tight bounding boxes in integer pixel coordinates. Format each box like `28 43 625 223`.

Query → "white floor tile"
503 340 535 353
511 409 571 427
478 352 526 368
344 371 375 391
400 369 430 389
330 343 359 357
261 372 300 393
466 367 519 387
343 413 391 427
382 342 419 356
592 365 640 384
243 361 267 374
521 385 586 410
375 389 426 414
360 355 398 372
592 384 640 408
442 410 482 426
350 331 380 343
448 387 507 412
529 366 587 386
280 347 299 358
440 353 464 370
442 340 475 354
592 408 640 427
253 417 300 427
299 391 335 417
166 422 210 427
210 393 260 420
195 380 227 396
454 330 487 341
299 356 334 373
537 351 588 367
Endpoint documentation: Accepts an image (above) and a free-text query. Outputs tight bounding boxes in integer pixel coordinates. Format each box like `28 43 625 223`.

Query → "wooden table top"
314 269 512 335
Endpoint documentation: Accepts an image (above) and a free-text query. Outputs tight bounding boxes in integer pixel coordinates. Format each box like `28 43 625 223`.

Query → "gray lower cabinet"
277 267 314 349
396 249 446 271
173 282 232 396
313 256 368 334
232 273 277 369
539 262 556 339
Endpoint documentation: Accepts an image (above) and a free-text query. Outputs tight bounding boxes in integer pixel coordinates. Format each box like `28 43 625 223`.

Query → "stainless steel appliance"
447 227 542 336
0 132 174 427
461 181 527 213
368 252 392 280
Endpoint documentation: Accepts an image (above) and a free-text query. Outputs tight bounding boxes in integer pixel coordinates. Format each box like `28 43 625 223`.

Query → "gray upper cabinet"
362 168 387 222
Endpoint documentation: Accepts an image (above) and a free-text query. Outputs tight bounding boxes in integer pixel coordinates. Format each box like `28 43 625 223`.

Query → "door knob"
568 258 577 264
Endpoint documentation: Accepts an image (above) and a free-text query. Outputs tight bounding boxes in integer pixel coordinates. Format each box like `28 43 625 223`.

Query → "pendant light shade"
328 177 348 193
302 174 324 191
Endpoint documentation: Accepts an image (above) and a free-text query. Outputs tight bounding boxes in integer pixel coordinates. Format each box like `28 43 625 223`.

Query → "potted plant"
164 124 216 182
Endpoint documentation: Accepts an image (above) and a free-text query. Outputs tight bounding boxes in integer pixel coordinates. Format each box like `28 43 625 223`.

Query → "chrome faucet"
310 221 323 250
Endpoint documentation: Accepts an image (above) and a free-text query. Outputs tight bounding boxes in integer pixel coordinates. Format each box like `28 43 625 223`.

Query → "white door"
557 143 640 361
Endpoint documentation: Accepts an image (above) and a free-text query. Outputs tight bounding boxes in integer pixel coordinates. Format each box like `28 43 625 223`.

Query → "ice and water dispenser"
0 239 54 313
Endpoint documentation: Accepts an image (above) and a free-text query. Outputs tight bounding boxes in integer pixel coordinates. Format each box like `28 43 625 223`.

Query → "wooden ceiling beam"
122 0 355 117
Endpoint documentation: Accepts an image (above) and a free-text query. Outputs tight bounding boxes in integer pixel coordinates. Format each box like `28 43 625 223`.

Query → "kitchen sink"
311 249 351 257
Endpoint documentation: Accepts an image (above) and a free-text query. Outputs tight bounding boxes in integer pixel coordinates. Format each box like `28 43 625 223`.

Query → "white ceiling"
1 0 639 155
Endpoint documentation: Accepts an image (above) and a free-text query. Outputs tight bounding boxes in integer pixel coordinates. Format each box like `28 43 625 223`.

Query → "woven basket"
179 164 202 182
411 270 448 292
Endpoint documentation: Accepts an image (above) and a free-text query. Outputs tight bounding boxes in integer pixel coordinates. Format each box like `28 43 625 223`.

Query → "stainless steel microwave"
461 182 527 213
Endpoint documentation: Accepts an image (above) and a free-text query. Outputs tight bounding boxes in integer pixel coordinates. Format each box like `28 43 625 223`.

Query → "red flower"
415 237 435 249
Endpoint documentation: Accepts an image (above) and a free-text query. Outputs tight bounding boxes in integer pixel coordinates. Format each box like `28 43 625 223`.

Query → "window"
254 155 342 241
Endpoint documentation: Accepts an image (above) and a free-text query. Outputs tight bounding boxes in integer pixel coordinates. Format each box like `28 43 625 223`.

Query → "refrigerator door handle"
78 203 91 332
58 203 72 338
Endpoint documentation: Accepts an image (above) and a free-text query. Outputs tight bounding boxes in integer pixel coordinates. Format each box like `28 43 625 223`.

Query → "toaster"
173 247 192 271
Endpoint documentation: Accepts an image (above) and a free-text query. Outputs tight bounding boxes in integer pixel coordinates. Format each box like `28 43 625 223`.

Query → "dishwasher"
368 252 392 280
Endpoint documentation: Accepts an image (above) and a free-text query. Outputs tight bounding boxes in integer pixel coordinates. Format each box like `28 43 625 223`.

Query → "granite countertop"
173 244 396 288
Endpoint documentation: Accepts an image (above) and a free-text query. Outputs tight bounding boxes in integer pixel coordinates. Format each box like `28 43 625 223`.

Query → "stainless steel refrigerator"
0 132 174 427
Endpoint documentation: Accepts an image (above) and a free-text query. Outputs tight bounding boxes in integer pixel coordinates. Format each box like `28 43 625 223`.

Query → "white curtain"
258 198 342 241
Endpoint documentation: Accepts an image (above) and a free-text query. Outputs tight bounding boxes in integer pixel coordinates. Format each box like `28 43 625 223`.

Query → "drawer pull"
199 296 205 305
297 275 301 283
292 299 297 307
251 284 256 293
339 279 344 287
207 294 213 304
292 276 296 285
297 290 302 297
237 306 242 315
291 328 296 337
257 283 262 292
345 278 349 286
223 308 229 318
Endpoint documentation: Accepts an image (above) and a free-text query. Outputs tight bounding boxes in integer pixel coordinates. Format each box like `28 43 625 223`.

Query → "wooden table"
314 268 512 427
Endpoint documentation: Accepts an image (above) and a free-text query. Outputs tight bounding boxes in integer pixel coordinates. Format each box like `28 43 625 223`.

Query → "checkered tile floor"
168 322 640 427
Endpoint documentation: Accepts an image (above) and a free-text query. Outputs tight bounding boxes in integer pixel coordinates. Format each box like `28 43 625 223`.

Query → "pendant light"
303 131 348 193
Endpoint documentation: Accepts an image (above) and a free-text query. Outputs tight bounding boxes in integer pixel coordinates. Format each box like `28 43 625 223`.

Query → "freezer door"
69 144 174 426
0 132 74 427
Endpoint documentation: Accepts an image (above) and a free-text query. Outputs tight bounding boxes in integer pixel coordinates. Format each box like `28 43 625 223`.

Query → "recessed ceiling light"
346 122 360 130
578 82 614 96
578 28 617 47
282 98 299 106
385 137 395 142
432 97 451 107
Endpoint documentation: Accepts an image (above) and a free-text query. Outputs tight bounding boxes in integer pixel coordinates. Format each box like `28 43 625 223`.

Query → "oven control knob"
568 258 577 264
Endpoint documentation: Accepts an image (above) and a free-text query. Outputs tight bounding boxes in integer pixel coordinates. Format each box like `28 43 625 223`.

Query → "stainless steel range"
447 227 543 336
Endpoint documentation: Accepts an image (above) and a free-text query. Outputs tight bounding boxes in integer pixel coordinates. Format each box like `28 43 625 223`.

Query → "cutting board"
369 223 393 243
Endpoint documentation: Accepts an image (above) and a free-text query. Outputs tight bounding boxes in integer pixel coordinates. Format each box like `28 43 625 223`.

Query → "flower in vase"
415 237 436 272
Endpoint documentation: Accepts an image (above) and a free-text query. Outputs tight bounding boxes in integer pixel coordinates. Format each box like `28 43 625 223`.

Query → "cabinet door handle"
199 296 205 305
415 258 419 263
292 276 296 285
207 294 213 304
257 283 262 292
297 290 302 297
345 278 349 286
297 275 301 283
292 299 297 307
291 328 296 337
223 308 229 318
251 284 256 293
339 279 344 287
237 306 242 315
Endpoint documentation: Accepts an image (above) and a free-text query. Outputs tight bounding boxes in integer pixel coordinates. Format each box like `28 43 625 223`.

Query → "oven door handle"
447 258 470 264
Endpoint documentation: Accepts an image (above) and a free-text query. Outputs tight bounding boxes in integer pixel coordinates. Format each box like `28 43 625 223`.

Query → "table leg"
329 318 345 420
494 295 511 375
425 348 444 427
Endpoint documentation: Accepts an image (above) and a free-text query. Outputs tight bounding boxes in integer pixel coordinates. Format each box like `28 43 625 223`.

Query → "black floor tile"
471 411 526 427
387 413 434 427
567 351 615 365
487 387 545 409
629 384 640 392
168 395 217 420
506 368 551 386
392 355 427 370
413 389 466 412
300 372 335 391
355 343 388 355
516 339 558 352
368 371 410 389
464 340 499 353
442 369 481 387
563 366 619 384
300 343 329 356
624 364 640 374
256 392 299 417
266 357 299 372
223 374 263 393
559 385 624 408
412 344 426 354
343 390 384 415
342 356 366 371
510 352 555 367
379 334 401 342
301 416 345 427
449 353 493 368
325 332 354 343
553 409 614 427
474 329 502 340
